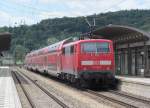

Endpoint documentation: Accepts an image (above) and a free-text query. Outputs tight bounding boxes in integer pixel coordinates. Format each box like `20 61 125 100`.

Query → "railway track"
15 68 150 108
12 70 69 108
87 90 150 108
109 90 150 105
12 71 37 108
87 90 138 108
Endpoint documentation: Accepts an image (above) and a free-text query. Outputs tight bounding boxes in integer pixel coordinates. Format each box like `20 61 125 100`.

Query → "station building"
93 25 150 77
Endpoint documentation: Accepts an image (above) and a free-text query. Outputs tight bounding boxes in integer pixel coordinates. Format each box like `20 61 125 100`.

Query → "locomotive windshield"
81 42 109 53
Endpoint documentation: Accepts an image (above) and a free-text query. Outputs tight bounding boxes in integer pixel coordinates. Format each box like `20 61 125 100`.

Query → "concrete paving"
0 66 22 108
116 76 150 85
116 76 150 98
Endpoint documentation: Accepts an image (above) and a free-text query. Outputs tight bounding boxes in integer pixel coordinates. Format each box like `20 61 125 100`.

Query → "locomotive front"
77 39 115 86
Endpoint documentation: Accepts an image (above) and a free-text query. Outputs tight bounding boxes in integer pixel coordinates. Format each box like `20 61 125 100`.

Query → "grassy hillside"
1 9 150 61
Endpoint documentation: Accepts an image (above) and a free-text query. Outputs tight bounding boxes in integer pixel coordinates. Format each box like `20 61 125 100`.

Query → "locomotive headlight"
81 61 93 65
100 60 111 65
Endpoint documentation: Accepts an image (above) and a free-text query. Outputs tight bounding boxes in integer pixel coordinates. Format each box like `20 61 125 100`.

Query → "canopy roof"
0 32 11 51
93 25 150 44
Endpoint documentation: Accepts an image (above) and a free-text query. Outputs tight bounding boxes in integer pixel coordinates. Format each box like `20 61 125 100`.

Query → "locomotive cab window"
81 42 110 53
63 45 75 55
65 46 70 55
62 48 65 54
70 45 74 54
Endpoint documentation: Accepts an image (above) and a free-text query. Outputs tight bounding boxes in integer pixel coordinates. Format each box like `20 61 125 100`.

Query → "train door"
70 45 75 74
57 51 61 73
62 46 74 74
44 55 48 72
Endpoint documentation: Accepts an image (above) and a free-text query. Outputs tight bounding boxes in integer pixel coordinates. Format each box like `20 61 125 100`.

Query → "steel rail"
12 71 37 108
109 90 150 105
16 69 69 108
87 90 138 108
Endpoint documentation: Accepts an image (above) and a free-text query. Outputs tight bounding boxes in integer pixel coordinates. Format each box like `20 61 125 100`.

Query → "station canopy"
0 33 11 51
93 25 150 44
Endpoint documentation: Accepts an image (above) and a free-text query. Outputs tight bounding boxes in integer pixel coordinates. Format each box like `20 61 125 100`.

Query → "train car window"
70 46 74 54
62 48 65 54
64 46 71 55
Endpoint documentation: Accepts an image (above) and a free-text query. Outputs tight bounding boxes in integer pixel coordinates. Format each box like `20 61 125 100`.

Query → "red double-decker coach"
25 38 115 88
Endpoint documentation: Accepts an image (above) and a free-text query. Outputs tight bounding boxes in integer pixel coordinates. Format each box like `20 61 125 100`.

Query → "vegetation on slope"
1 9 150 62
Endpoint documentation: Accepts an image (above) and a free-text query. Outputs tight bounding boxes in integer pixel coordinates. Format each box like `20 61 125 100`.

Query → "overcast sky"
0 0 150 27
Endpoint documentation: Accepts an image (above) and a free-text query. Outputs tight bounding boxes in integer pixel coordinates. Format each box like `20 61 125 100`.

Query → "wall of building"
115 41 150 77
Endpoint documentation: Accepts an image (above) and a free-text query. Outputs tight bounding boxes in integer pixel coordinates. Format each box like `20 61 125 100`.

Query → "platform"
116 76 150 99
0 66 22 108
116 76 150 85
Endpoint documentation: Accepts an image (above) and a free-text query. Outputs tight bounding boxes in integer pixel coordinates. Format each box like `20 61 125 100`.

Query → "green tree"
14 45 29 64
0 9 150 59
47 37 59 45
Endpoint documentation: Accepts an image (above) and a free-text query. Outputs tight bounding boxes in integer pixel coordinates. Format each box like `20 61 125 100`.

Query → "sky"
0 0 150 27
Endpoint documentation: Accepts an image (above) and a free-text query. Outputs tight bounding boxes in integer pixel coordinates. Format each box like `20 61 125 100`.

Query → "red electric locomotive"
25 38 115 88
